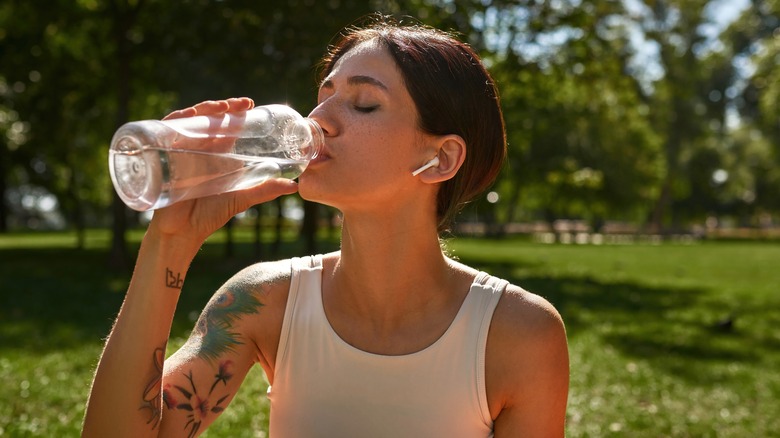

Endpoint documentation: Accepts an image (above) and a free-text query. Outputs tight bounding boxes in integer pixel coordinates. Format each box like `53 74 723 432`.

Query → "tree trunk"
224 219 235 259
0 151 7 233
73 190 86 250
504 180 522 226
302 200 319 254
253 205 264 260
108 0 142 270
272 198 283 257
648 176 673 234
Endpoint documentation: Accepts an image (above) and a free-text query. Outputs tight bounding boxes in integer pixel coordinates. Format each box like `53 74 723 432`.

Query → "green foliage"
481 0 664 225
0 0 778 235
638 0 779 226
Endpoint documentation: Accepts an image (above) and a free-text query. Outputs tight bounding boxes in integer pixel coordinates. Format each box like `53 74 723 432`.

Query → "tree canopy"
1 0 778 253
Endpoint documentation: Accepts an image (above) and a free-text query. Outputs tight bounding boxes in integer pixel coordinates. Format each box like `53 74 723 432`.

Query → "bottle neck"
305 118 324 159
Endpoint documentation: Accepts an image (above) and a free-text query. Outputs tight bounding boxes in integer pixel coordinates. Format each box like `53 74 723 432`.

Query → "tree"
634 0 779 230
128 0 379 258
729 0 780 219
472 0 664 229
0 0 120 240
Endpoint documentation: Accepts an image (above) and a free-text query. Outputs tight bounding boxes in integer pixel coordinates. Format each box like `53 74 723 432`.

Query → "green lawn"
1 229 778 437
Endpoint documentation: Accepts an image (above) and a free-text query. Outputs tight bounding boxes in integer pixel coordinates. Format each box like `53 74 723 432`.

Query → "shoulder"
227 257 294 290
215 258 298 373
492 284 566 344
221 257 302 321
225 252 334 315
486 283 569 432
487 284 568 377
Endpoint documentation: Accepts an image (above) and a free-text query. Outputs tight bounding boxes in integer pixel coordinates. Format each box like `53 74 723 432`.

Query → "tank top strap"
473 271 509 293
468 271 508 427
290 254 322 271
274 255 324 382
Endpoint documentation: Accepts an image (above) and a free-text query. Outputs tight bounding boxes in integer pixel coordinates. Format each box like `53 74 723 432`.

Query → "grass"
1 229 778 437
450 238 780 437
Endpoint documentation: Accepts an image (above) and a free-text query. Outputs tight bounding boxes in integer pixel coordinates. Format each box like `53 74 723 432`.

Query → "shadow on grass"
458 258 771 384
1 247 126 352
0 239 336 354
2 240 774 387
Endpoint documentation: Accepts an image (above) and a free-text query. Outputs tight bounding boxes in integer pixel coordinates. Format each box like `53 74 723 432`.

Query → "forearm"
83 227 198 437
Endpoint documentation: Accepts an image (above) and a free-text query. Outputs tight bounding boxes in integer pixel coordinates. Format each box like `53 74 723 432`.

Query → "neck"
321 205 479 354
328 209 453 326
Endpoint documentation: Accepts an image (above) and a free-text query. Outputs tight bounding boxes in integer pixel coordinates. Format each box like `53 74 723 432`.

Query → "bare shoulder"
487 284 568 375
492 284 566 342
223 257 295 320
215 258 296 377
226 258 294 293
211 259 293 325
486 284 569 435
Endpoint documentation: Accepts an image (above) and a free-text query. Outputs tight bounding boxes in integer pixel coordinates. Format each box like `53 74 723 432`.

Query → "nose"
308 100 338 137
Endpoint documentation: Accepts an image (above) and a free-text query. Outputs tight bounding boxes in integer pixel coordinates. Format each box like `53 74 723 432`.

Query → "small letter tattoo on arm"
166 268 184 289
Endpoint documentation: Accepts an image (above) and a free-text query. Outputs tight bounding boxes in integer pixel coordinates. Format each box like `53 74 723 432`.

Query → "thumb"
230 178 299 212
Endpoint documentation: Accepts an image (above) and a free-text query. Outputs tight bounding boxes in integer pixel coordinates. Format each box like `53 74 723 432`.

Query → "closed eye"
354 105 379 113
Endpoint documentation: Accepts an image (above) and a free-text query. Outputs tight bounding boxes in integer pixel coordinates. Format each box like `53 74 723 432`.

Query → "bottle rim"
304 118 324 160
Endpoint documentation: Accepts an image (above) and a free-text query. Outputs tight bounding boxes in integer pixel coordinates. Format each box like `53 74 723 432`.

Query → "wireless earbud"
411 156 440 176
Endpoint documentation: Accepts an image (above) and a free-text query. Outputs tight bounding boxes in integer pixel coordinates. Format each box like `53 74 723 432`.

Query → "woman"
83 17 569 437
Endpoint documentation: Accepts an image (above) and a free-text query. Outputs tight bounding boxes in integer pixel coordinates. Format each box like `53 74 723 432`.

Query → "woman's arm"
82 227 199 437
488 285 570 438
158 260 290 437
82 98 297 437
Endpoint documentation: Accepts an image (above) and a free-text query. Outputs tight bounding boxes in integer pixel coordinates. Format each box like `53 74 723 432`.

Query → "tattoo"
191 284 263 363
166 268 184 289
139 346 165 430
210 360 234 395
163 362 234 437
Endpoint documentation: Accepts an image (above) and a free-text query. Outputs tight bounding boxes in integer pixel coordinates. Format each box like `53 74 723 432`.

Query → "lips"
310 143 333 166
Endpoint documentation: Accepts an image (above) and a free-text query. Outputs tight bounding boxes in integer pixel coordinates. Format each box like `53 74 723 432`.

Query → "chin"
297 174 328 204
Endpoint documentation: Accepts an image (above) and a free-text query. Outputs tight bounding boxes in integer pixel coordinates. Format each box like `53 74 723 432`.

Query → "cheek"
355 120 416 163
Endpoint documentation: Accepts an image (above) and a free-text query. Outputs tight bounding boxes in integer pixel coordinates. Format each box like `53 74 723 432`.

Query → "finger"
242 178 299 205
192 100 230 114
163 98 253 121
163 107 197 120
228 179 299 214
226 97 254 112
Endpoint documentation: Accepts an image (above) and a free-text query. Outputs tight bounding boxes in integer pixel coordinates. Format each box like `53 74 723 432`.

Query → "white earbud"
411 156 440 176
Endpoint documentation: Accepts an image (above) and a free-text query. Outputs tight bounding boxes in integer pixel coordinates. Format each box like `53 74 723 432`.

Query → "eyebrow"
320 75 389 91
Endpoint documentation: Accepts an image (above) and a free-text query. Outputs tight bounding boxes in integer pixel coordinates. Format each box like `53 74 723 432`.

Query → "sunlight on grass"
0 346 100 436
450 238 780 437
1 230 778 436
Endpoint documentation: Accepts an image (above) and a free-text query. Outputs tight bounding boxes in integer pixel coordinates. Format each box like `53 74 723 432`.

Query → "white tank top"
267 255 507 437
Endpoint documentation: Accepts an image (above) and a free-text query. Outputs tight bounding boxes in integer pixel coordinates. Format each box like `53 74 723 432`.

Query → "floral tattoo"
139 282 261 434
163 361 234 437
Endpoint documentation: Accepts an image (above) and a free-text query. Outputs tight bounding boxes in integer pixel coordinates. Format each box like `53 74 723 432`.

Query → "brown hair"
319 16 507 233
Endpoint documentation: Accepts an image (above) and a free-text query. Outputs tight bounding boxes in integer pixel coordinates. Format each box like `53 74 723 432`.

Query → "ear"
417 134 466 184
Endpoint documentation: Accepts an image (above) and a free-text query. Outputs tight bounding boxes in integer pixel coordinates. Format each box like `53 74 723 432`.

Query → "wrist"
137 227 201 279
143 220 203 259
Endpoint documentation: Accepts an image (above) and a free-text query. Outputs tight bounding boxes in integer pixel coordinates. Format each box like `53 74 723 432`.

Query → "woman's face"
299 41 433 213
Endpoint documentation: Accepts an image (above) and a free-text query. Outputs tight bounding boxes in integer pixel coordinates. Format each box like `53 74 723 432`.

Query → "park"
1 229 778 436
2 0 779 436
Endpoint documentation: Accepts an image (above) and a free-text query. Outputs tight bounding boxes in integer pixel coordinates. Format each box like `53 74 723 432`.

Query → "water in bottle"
109 104 323 211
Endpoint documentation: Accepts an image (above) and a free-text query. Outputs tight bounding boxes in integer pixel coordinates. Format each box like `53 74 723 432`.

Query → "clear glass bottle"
109 104 323 211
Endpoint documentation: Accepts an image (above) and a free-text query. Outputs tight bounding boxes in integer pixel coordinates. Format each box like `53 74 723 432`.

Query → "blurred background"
1 0 779 436
1 0 778 260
